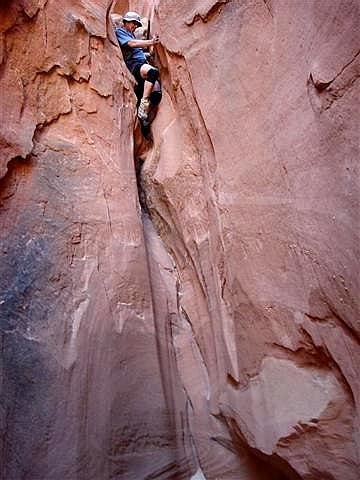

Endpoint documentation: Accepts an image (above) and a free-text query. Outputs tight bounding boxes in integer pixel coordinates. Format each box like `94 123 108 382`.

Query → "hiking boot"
138 97 151 122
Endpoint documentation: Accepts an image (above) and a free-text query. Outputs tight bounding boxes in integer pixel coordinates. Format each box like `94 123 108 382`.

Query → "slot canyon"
0 1 359 479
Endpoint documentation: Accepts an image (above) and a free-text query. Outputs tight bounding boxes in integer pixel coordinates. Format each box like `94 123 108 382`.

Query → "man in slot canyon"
113 11 161 124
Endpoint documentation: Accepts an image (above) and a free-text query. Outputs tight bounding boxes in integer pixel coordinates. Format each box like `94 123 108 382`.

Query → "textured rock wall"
139 0 360 478
1 0 359 479
0 1 190 479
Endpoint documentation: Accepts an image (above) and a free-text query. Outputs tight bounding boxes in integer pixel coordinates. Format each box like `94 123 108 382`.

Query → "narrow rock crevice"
134 150 200 478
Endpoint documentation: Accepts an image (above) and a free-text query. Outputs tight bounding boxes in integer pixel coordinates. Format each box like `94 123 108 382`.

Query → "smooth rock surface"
0 1 189 479
1 0 359 479
142 0 359 478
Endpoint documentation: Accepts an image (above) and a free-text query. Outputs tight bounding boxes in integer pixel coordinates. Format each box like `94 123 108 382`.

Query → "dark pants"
131 62 162 107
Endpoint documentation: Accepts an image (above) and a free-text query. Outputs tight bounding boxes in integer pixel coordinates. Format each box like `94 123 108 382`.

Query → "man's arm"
127 35 159 49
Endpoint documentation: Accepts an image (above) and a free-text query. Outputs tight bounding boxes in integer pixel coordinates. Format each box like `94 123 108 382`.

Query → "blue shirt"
115 27 147 74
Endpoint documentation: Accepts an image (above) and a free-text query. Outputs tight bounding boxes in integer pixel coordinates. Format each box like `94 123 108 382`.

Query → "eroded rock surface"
140 0 359 478
0 0 359 479
0 1 189 479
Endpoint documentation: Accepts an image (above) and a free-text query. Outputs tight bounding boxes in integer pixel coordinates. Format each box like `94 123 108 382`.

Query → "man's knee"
146 67 159 84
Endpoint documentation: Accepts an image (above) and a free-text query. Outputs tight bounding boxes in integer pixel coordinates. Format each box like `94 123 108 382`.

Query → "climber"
113 11 161 123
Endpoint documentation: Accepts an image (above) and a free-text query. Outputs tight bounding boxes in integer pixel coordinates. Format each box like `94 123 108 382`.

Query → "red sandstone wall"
141 0 360 478
0 1 189 479
1 1 359 479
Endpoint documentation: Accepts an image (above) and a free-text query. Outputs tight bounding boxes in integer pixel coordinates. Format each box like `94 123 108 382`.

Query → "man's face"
128 21 139 33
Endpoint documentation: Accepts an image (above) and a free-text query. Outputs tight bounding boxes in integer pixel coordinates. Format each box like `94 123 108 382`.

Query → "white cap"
123 11 142 26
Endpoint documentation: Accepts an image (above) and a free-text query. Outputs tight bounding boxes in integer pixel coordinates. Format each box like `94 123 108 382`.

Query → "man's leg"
138 64 159 121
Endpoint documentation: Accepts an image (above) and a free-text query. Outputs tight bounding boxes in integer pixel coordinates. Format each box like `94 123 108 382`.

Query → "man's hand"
151 34 159 45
